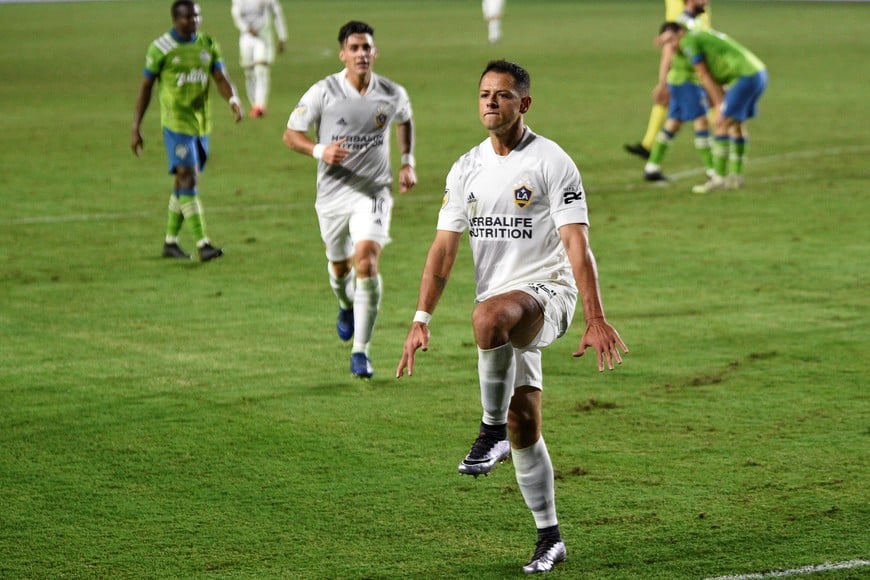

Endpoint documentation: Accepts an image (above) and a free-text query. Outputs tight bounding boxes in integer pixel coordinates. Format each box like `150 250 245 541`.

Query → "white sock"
488 20 501 43
244 68 256 108
512 437 558 528
351 275 381 355
254 64 269 108
328 263 354 310
477 343 515 426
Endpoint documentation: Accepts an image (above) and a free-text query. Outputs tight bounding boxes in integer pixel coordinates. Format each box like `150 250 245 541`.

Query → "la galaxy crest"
513 184 534 208
374 109 388 129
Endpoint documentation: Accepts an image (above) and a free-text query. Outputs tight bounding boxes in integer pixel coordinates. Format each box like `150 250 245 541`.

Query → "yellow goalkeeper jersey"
665 0 711 28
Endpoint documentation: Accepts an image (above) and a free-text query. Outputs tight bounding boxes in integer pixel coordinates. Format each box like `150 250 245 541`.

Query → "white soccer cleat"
523 538 567 574
726 174 745 189
458 435 510 476
692 175 727 194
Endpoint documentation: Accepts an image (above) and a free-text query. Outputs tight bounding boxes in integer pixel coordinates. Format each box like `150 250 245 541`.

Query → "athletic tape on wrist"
312 144 326 160
413 311 432 325
401 153 416 168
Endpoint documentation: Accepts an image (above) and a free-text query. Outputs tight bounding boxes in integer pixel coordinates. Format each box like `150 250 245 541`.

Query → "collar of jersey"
170 29 198 44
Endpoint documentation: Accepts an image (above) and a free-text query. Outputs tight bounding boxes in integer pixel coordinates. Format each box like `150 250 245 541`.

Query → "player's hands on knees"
398 165 417 194
652 82 669 106
573 319 629 372
396 322 430 378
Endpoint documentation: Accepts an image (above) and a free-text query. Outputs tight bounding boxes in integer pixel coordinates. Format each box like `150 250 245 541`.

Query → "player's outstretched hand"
573 318 628 372
396 322 430 378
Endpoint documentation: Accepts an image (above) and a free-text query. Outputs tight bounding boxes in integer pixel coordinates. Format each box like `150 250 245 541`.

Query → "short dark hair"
660 21 684 35
338 21 374 45
480 60 530 95
171 0 194 19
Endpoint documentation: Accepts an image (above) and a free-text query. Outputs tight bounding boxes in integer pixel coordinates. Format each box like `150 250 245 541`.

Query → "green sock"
648 129 673 165
712 135 729 177
166 209 184 239
730 137 746 175
695 130 713 172
178 192 206 243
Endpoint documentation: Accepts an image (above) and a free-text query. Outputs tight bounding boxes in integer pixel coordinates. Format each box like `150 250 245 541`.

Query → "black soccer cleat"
162 242 191 259
197 243 224 262
624 142 651 160
643 170 670 183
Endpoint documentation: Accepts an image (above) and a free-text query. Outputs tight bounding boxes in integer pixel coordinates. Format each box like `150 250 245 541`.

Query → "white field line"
1 145 867 227
705 559 870 580
667 144 870 182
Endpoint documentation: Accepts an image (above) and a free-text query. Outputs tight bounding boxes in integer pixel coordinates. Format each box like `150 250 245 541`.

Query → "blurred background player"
661 22 768 193
231 0 288 118
283 21 417 379
624 0 711 160
642 8 714 183
482 0 505 43
131 0 243 261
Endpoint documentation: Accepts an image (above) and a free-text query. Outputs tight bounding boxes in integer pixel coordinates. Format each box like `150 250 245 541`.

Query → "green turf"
1 1 867 578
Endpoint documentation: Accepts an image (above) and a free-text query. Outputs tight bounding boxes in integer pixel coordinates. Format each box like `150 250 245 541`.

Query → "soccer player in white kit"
396 60 627 574
482 0 505 43
283 21 417 379
231 0 288 117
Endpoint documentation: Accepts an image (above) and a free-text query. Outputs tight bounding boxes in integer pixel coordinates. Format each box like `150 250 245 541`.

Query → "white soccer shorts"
316 191 393 262
507 280 577 390
238 32 275 68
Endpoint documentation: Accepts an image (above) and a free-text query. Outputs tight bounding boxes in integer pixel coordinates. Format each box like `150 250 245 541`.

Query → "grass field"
1 0 868 578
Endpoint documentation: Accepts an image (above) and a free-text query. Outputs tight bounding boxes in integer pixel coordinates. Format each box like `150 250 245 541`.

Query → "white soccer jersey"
231 0 287 42
437 128 589 303
287 70 413 206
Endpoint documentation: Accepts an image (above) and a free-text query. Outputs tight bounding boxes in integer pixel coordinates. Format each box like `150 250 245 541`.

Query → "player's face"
173 4 200 40
687 0 707 15
339 33 377 77
478 71 530 134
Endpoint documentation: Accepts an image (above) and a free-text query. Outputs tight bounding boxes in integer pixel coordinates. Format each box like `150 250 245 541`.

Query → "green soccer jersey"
667 11 709 85
144 30 225 136
679 28 766 86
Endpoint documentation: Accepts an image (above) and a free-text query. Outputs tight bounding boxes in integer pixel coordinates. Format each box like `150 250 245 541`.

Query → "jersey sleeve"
393 85 413 125
209 37 225 73
272 0 288 42
436 161 469 233
143 42 164 78
680 33 703 65
287 82 324 132
231 0 246 32
545 146 589 229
